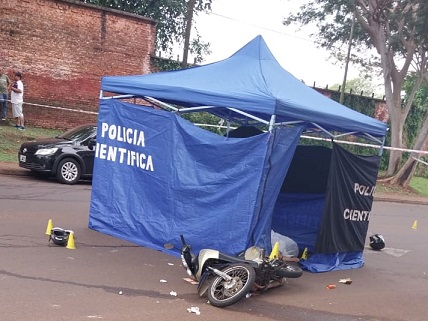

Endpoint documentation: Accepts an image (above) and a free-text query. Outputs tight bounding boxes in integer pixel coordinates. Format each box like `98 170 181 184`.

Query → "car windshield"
57 125 96 141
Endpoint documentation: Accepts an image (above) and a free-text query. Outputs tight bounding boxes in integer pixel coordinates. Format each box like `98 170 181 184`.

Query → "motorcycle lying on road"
180 235 302 308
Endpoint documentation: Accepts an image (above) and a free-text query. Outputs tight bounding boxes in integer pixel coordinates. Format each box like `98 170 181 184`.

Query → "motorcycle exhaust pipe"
207 266 232 281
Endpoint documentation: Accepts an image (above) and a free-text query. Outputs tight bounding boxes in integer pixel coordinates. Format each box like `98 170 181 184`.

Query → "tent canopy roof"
101 35 387 138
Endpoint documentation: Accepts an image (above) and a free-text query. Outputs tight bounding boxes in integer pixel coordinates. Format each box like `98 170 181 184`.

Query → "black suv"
18 124 97 184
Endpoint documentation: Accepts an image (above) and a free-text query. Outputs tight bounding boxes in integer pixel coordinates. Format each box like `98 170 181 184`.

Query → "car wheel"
56 158 81 184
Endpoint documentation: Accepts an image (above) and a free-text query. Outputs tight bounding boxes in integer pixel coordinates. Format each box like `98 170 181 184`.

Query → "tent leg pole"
378 136 386 156
226 120 230 137
268 115 276 132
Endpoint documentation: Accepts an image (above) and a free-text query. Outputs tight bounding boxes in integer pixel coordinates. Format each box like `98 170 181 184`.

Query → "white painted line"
365 246 411 257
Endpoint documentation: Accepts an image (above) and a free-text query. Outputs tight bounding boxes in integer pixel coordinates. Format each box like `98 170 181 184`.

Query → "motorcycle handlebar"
180 234 186 245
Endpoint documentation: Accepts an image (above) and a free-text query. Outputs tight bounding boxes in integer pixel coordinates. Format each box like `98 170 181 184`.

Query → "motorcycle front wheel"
207 263 256 308
276 263 303 278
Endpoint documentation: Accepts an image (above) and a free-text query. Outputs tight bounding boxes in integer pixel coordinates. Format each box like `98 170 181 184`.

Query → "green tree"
330 77 378 96
285 0 428 186
392 74 428 185
80 0 212 58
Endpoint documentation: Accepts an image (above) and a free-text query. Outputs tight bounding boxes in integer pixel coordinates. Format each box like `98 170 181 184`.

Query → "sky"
190 0 361 88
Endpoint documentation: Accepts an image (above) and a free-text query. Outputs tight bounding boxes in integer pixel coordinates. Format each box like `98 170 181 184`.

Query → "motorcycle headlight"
186 268 193 276
35 148 58 156
181 255 188 268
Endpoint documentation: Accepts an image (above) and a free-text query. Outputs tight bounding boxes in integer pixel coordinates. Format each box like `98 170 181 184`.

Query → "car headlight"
35 148 58 156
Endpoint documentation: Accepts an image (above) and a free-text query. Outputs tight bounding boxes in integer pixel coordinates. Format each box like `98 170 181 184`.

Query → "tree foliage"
329 77 378 96
285 1 428 58
394 74 428 182
80 0 212 54
403 73 428 147
285 0 428 185
190 34 212 63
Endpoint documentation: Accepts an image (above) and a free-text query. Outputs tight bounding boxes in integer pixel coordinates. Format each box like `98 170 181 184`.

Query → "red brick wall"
0 0 156 129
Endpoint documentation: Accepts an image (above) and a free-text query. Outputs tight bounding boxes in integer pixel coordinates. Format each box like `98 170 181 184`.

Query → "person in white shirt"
10 71 24 130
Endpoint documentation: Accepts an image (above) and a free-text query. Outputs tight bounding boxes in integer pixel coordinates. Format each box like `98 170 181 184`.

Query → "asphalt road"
0 174 427 321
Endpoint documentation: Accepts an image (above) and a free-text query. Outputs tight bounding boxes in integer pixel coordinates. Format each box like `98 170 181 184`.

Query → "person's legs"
19 114 24 128
11 103 16 125
11 103 24 129
12 103 20 127
17 103 24 128
0 93 7 119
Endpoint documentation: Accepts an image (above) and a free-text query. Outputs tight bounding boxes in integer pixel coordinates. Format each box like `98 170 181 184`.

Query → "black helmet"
50 227 70 246
369 234 385 250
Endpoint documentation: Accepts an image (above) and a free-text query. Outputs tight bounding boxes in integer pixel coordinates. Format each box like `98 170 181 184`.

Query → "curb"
373 196 428 205
0 168 32 177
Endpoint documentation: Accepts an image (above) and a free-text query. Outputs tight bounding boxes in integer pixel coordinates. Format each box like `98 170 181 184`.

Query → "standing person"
10 71 24 130
0 69 10 121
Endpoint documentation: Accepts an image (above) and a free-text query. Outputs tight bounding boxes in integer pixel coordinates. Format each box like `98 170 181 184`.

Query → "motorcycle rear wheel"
207 263 256 307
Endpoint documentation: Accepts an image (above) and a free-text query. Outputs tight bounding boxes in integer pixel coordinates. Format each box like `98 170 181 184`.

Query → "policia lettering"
353 183 375 197
343 183 375 222
343 209 370 222
95 122 154 171
100 122 145 147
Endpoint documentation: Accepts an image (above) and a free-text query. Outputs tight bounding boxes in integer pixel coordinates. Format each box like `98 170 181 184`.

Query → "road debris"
168 263 174 266
187 307 201 315
118 291 123 295
339 278 352 284
183 277 199 285
160 279 168 283
326 284 336 289
170 291 177 296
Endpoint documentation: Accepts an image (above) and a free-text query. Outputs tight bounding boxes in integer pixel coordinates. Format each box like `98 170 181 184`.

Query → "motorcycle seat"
218 252 260 269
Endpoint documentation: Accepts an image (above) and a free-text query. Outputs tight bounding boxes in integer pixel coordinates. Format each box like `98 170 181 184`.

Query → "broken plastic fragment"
183 277 199 285
339 278 352 284
187 307 200 315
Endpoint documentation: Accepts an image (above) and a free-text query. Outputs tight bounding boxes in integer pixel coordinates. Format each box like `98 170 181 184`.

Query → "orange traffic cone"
66 232 76 249
269 242 279 260
412 220 418 230
45 219 53 235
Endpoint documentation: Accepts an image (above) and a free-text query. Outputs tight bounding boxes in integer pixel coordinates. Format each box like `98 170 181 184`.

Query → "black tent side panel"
281 145 332 194
272 145 332 253
315 143 380 253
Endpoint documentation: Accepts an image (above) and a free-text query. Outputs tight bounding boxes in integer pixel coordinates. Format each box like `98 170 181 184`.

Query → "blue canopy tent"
89 35 387 272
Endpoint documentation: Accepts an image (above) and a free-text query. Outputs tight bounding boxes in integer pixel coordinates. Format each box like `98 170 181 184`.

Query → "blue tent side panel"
271 194 365 272
249 125 305 251
88 99 303 256
272 193 325 253
300 252 364 273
